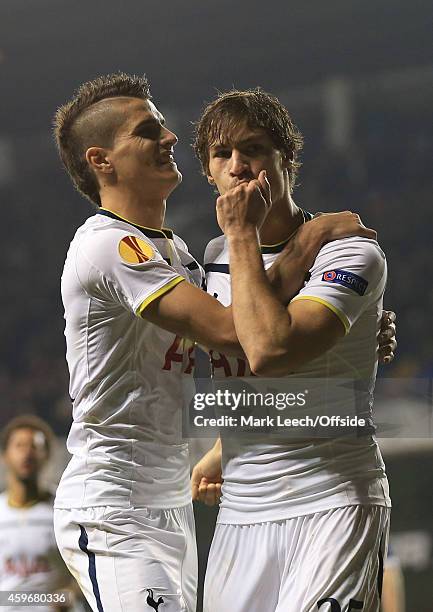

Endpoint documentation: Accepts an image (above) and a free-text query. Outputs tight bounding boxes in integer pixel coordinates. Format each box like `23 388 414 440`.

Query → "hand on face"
216 170 272 236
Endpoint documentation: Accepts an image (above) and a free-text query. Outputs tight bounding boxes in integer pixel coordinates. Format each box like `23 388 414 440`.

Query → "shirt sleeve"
291 237 387 333
75 227 185 316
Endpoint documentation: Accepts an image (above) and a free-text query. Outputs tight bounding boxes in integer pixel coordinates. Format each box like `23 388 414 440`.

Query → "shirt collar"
97 208 174 240
260 209 313 254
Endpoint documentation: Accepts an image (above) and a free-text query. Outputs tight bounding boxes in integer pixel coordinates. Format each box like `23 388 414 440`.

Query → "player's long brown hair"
193 88 303 193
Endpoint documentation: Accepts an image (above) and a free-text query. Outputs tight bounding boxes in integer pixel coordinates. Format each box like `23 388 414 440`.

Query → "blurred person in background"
0 415 82 612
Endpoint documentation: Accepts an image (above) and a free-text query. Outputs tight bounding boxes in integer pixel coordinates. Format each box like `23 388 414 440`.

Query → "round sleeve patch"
118 235 154 263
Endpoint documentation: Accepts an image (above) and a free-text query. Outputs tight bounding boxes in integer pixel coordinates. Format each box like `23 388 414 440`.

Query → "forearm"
193 304 246 357
201 225 324 356
204 235 317 357
162 300 245 358
143 279 245 357
212 306 245 357
227 229 296 372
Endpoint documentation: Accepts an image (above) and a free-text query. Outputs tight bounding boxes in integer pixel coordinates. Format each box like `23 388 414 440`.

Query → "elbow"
248 346 294 377
251 360 291 377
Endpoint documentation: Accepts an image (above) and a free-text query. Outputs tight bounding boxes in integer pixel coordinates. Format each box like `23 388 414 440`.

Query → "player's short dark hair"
53 72 152 206
193 88 303 193
1 415 54 456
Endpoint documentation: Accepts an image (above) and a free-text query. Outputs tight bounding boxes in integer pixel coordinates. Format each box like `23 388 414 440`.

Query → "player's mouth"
157 151 176 166
232 178 251 187
18 461 36 474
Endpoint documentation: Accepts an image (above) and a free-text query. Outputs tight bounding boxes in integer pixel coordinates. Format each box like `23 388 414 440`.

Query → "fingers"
358 226 377 240
345 212 377 240
312 210 378 243
378 340 397 364
196 478 222 506
377 310 397 365
378 309 397 366
377 312 397 365
381 310 396 325
257 170 272 206
378 337 397 353
315 210 350 218
378 336 397 364
378 324 396 343
248 175 271 213
191 469 222 505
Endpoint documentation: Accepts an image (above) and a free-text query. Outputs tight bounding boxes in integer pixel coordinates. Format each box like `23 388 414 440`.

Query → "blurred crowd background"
0 0 432 609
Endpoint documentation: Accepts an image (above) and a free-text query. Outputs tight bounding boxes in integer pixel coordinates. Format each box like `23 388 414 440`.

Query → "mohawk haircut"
1 414 55 456
193 88 303 193
53 72 151 206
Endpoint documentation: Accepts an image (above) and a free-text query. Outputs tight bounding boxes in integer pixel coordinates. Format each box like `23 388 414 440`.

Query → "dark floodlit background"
0 1 432 609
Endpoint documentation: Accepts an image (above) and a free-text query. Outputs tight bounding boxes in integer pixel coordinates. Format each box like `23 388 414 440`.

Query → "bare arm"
227 230 345 375
228 238 389 376
217 170 379 375
143 280 243 355
142 258 314 357
143 212 377 357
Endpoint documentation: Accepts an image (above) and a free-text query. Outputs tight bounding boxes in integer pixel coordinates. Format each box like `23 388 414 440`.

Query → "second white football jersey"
204 221 391 524
0 493 68 612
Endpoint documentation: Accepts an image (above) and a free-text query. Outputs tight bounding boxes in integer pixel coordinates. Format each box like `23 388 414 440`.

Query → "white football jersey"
204 220 391 524
55 210 204 510
0 493 67 611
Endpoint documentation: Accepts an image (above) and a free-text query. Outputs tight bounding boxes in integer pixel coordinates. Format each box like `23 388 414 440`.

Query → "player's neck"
7 477 45 508
258 195 303 245
100 190 167 230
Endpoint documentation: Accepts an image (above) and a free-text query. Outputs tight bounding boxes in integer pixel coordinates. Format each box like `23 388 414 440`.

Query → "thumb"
191 465 203 496
191 464 203 484
258 170 271 206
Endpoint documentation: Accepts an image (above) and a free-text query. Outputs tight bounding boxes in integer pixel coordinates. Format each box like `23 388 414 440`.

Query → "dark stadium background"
0 1 432 610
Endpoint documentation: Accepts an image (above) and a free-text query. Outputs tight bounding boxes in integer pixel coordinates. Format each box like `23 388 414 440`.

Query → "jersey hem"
216 499 392 525
53 497 192 511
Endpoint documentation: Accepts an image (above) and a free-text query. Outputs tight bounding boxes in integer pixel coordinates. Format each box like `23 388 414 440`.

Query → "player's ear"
85 147 114 174
207 175 216 186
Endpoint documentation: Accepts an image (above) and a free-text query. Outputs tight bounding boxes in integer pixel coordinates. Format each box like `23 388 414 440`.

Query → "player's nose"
160 126 178 147
229 150 249 176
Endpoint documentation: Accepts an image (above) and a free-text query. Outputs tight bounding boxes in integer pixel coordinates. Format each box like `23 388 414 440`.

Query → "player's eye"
135 124 161 140
213 150 231 158
244 144 263 155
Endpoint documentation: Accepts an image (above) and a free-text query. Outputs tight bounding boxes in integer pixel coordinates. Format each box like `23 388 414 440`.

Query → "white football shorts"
54 504 197 612
204 505 389 612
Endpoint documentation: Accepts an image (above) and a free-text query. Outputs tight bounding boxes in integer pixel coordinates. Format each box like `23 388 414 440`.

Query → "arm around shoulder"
140 279 244 356
242 239 386 377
